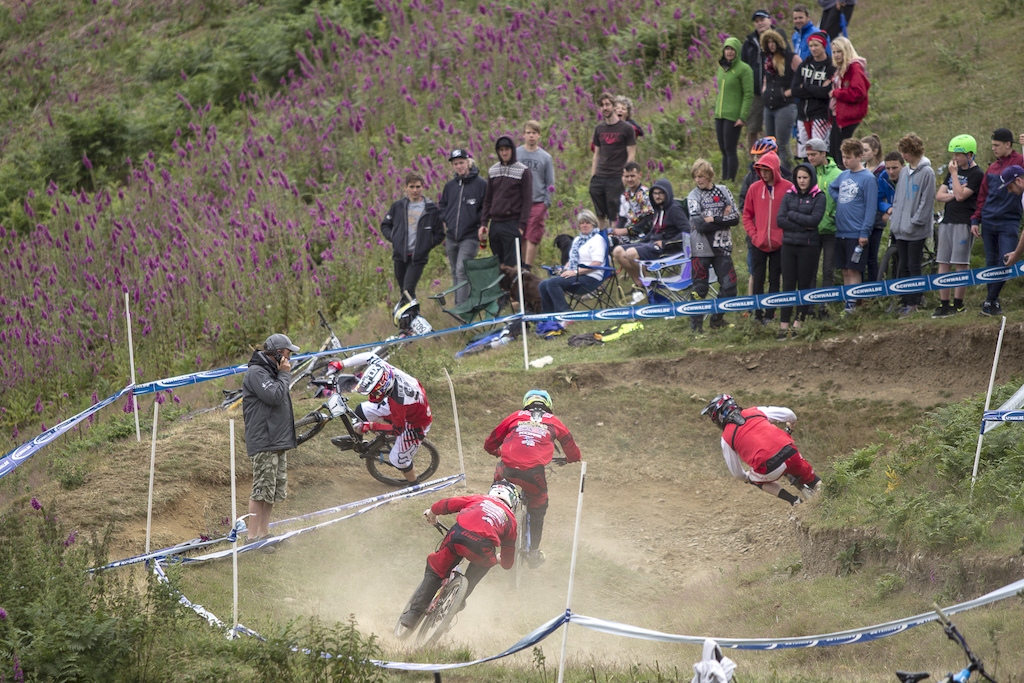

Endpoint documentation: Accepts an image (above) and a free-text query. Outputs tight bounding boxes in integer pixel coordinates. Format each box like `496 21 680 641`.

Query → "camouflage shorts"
250 450 287 503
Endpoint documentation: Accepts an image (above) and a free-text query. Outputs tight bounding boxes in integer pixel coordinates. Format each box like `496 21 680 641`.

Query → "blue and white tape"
4 263 1021 481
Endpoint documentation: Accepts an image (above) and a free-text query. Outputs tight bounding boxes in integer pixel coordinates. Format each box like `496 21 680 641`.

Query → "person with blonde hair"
828 36 870 168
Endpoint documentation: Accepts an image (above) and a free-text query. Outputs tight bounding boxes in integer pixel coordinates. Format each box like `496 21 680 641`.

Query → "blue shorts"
835 237 866 273
632 242 664 261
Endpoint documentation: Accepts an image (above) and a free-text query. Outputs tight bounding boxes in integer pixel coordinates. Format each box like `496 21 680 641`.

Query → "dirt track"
53 320 1023 678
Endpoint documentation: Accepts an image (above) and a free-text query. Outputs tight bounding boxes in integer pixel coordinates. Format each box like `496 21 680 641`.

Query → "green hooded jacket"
714 36 754 122
815 156 842 235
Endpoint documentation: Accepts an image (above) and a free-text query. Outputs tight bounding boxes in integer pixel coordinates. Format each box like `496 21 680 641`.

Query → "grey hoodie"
889 155 936 242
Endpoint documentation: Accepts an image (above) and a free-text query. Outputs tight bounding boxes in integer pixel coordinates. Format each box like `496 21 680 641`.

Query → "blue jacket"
872 165 895 229
791 22 820 61
829 168 878 240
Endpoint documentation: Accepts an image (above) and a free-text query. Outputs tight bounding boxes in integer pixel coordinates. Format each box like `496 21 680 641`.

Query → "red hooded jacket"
742 151 794 252
832 59 870 128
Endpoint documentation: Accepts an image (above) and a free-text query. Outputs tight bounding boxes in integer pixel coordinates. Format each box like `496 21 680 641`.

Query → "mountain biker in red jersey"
484 389 582 568
702 394 821 506
343 351 431 485
397 481 520 630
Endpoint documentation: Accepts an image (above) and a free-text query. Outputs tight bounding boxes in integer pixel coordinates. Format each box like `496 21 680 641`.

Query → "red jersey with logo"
721 407 793 471
365 367 431 434
430 495 517 568
484 410 582 469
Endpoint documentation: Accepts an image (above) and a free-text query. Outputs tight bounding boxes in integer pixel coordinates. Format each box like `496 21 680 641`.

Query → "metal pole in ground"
971 316 1007 498
145 400 159 555
125 292 141 441
515 237 530 370
230 419 239 638
556 460 587 683
442 368 466 489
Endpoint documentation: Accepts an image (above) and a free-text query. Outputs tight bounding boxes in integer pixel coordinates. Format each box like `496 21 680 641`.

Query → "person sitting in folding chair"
686 159 740 333
538 210 609 314
612 178 689 301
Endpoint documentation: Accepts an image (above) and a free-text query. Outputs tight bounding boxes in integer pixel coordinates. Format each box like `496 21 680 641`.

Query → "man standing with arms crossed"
589 92 637 229
971 129 1024 316
517 120 556 270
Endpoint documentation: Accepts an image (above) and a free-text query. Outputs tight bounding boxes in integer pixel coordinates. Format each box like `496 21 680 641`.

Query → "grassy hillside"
3 0 1024 679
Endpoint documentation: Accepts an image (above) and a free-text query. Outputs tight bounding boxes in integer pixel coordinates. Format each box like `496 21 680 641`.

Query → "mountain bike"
293 378 440 486
507 456 567 589
393 521 468 647
895 604 998 683
876 211 942 282
289 309 348 394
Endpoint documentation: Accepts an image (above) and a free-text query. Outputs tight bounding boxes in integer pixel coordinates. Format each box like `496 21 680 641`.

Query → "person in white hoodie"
888 133 936 318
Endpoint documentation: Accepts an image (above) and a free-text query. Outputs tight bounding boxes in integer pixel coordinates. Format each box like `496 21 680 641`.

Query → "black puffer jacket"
242 350 297 456
777 163 826 247
760 30 796 111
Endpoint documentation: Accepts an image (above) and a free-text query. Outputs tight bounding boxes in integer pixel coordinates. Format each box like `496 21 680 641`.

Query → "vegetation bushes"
821 382 1024 551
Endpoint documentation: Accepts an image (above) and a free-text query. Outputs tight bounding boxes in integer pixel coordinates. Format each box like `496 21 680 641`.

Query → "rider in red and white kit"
343 352 431 485
397 480 519 631
702 394 821 506
484 389 581 567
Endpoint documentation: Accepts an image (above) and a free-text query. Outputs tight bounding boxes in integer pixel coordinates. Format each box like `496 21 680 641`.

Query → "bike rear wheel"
416 573 467 647
364 438 440 487
294 412 329 446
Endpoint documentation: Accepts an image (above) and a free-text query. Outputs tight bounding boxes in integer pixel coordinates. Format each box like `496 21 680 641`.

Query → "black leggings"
895 238 926 306
715 118 743 182
830 123 861 170
749 245 781 321
780 243 821 323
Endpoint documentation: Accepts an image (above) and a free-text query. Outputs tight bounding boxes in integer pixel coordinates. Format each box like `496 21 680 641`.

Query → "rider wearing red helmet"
702 394 821 506
343 351 432 485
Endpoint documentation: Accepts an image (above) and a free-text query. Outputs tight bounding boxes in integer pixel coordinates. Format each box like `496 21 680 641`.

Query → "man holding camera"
242 333 300 552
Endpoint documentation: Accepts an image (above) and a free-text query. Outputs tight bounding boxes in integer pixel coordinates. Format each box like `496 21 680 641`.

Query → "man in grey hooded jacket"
242 333 299 549
889 133 936 317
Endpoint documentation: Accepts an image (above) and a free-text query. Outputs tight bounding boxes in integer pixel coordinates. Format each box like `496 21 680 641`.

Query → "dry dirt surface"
45 321 1023 679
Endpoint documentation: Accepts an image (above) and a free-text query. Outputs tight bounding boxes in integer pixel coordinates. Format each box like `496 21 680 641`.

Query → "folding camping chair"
542 229 624 311
430 254 505 325
637 241 718 306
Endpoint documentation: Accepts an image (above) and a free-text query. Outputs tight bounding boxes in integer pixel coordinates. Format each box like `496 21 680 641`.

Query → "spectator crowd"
373 2 1024 332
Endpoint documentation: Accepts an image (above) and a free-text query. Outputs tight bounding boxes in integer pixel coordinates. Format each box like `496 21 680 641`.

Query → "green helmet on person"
948 134 976 156
522 389 552 412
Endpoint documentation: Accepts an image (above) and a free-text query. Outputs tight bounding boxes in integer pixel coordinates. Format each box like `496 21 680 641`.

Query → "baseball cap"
806 138 829 153
449 148 469 161
992 128 1014 144
997 165 1024 190
264 333 300 353
752 9 771 20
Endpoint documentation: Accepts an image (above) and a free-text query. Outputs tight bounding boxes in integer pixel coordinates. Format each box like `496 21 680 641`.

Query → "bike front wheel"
365 438 440 487
878 245 900 282
416 573 467 647
294 412 329 446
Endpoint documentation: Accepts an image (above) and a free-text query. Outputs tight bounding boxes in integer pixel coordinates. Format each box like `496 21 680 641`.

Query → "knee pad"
398 463 415 473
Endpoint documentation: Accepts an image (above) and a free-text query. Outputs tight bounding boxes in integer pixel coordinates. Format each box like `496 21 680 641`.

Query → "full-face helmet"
701 394 741 429
356 362 394 402
522 389 552 412
488 479 521 514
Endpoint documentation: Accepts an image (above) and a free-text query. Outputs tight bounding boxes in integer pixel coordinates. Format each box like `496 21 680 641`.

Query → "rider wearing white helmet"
702 394 821 506
344 351 432 485
398 481 519 630
483 389 582 568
